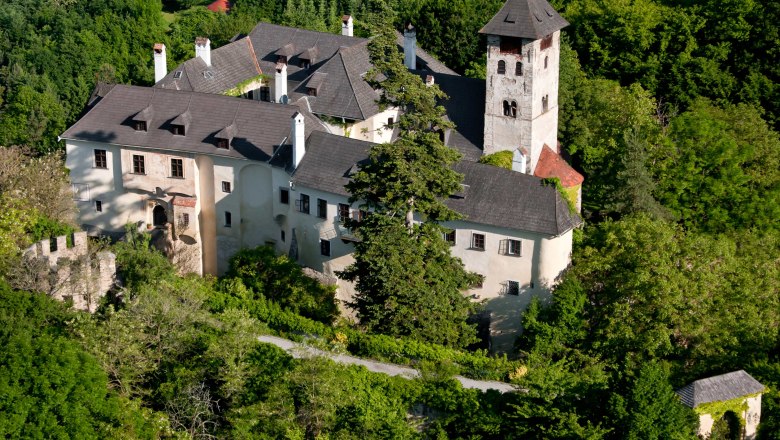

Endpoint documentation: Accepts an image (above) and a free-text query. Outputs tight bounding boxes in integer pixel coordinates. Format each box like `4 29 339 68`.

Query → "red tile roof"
207 0 230 13
534 144 584 187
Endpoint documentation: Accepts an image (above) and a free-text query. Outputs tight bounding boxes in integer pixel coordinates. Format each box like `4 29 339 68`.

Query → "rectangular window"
172 125 185 136
540 35 553 51
471 233 485 251
508 239 522 256
132 155 145 174
281 230 286 242
95 200 102 212
217 139 229 149
444 230 456 246
507 280 520 296
338 203 350 222
320 239 331 257
181 213 190 227
317 198 327 219
171 158 184 178
222 181 231 193
94 149 107 168
260 87 270 102
224 211 232 227
280 188 290 204
297 194 310 214
134 121 147 132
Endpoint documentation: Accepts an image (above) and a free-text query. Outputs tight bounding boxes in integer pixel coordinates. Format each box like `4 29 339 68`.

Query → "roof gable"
676 370 766 409
480 0 569 40
533 144 583 187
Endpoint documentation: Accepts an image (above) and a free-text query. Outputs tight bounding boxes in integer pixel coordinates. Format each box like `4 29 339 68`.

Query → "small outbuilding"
676 370 766 439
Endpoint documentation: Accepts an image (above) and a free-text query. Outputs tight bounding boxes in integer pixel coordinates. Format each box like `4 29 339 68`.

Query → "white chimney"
291 112 306 169
153 43 167 83
275 62 288 104
341 15 353 37
403 24 417 70
512 148 528 174
425 75 435 86
195 37 211 66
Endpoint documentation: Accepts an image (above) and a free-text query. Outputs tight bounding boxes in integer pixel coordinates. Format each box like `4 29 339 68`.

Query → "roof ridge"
245 37 263 75
338 49 366 120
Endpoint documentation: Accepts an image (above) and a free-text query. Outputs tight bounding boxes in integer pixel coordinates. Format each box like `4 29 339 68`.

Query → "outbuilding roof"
60 84 324 162
676 370 766 409
479 0 569 40
533 144 583 187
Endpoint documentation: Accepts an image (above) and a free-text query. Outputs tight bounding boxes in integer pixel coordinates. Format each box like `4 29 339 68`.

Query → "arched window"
542 95 549 112
515 62 523 76
544 56 548 69
497 60 506 75
503 100 517 118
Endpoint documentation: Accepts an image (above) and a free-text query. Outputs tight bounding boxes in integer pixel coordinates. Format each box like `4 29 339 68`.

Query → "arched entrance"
710 411 742 440
153 205 168 226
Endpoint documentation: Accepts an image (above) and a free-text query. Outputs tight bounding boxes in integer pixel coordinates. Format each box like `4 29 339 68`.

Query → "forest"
0 0 778 438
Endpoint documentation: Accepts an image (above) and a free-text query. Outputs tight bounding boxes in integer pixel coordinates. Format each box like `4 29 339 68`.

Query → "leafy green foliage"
224 245 338 323
113 226 176 291
478 150 512 169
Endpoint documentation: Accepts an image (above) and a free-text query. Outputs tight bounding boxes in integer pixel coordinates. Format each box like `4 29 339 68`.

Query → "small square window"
94 149 107 168
172 125 185 136
317 198 327 219
134 121 147 132
222 181 231 193
297 194 310 214
95 200 102 212
171 158 184 178
507 239 522 256
320 239 331 257
471 233 485 251
444 230 456 246
280 188 290 204
507 280 520 296
225 211 232 227
217 139 229 149
132 155 145 174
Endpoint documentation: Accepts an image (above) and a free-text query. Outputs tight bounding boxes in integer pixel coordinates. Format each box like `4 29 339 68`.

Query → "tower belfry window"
544 56 548 69
503 100 517 118
497 60 506 75
515 62 523 76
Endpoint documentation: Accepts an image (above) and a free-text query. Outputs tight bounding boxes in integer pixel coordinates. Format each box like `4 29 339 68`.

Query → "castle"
61 0 582 350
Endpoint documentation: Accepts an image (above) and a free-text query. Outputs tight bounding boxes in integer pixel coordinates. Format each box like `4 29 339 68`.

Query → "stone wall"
23 231 116 312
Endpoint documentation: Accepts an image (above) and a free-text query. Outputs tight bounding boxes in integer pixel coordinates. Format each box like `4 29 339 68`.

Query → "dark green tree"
338 12 479 347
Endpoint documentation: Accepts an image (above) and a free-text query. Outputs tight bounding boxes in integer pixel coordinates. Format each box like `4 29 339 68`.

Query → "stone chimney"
154 43 167 83
291 112 306 169
341 15 353 37
425 75 435 86
195 37 211 66
275 62 288 104
403 24 417 70
512 148 527 174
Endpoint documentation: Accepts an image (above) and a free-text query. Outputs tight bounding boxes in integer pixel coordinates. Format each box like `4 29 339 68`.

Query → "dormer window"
307 87 317 97
132 105 153 133
217 139 229 149
300 60 311 69
172 124 185 136
134 121 147 132
277 55 287 64
171 110 191 136
215 123 236 150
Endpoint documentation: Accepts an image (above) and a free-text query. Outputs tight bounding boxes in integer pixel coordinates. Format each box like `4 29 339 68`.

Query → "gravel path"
258 335 518 394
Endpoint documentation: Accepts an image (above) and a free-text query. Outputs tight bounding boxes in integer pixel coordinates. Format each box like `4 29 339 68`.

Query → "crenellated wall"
23 231 116 313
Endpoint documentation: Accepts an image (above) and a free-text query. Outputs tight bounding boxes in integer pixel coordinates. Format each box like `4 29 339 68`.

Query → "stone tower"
480 0 568 174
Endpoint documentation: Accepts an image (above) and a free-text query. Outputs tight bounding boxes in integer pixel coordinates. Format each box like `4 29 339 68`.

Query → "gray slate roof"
292 131 580 236
676 370 766 409
156 22 455 121
157 37 262 94
61 84 324 163
290 41 381 120
480 0 569 40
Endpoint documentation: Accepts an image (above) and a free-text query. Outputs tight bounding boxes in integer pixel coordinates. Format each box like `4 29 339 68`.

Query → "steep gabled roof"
156 37 262 94
290 41 380 121
292 132 581 236
61 84 324 162
479 0 569 40
534 144 583 187
676 371 766 409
